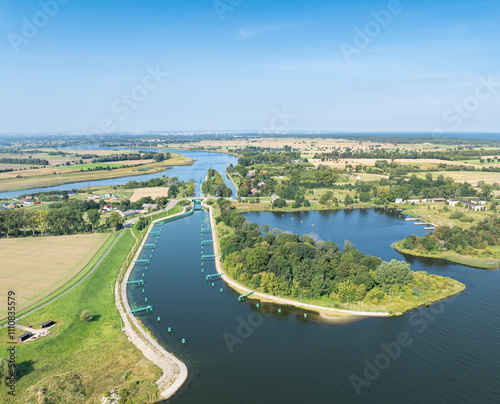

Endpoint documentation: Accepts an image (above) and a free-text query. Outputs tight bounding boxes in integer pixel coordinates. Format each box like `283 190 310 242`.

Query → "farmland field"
0 233 110 319
130 187 169 202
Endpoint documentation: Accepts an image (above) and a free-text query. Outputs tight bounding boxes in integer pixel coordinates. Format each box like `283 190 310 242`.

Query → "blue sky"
1 0 499 133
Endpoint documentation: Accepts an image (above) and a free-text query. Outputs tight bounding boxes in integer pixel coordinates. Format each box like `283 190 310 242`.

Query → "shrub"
80 310 93 323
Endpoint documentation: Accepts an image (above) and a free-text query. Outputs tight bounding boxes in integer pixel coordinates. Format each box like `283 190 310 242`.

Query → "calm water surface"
129 208 500 404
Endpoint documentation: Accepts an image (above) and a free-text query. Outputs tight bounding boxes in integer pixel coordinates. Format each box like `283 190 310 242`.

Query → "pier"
126 279 145 286
206 273 221 280
129 305 154 315
238 291 255 301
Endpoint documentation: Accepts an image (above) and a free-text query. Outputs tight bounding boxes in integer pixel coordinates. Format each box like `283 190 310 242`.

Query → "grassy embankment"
210 204 465 317
0 229 162 403
0 232 112 323
0 153 194 193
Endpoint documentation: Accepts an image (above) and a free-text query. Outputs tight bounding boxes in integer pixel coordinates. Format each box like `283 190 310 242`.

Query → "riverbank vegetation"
394 217 500 269
202 169 233 197
214 199 464 315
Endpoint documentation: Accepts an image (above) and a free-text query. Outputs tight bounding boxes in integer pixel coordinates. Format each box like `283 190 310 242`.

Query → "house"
67 191 75 196
447 199 460 207
428 198 445 203
262 170 268 174
248 170 256 177
99 204 113 213
251 188 259 195
17 332 33 342
461 200 487 212
356 175 362 180
21 196 37 205
395 198 404 204
142 204 158 210
6 204 16 209
471 200 487 205
407 199 420 204
257 181 265 187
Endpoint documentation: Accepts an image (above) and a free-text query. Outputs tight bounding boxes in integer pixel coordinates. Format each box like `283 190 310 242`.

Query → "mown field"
0 229 162 403
0 233 110 320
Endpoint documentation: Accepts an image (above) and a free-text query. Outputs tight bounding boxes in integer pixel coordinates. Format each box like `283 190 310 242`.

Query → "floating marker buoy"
278 309 282 313
212 283 215 287
168 327 172 333
256 303 260 308
220 288 223 293
145 298 148 302
202 269 204 273
142 289 145 294
304 313 308 318
142 273 145 277
182 339 186 344
157 317 161 322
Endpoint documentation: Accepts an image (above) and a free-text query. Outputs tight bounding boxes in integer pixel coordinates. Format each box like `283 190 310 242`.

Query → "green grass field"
0 230 162 403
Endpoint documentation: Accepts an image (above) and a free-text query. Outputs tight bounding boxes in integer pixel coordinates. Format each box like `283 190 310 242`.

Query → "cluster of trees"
92 152 171 163
237 148 302 167
0 157 49 165
400 217 499 255
216 199 414 303
202 169 233 197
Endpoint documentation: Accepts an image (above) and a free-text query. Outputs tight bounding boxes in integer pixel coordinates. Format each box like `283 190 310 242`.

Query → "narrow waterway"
128 208 500 404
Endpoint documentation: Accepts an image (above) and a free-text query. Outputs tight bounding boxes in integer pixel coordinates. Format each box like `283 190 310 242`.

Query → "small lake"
129 208 500 404
0 147 238 199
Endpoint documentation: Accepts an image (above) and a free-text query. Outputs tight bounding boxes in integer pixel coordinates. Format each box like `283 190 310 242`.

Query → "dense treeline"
202 169 232 197
315 148 500 161
399 217 500 256
216 199 414 303
0 157 49 165
92 152 171 163
237 147 302 167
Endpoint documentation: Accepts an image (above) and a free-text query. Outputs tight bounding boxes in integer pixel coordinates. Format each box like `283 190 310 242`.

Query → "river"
129 208 500 404
0 147 239 199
